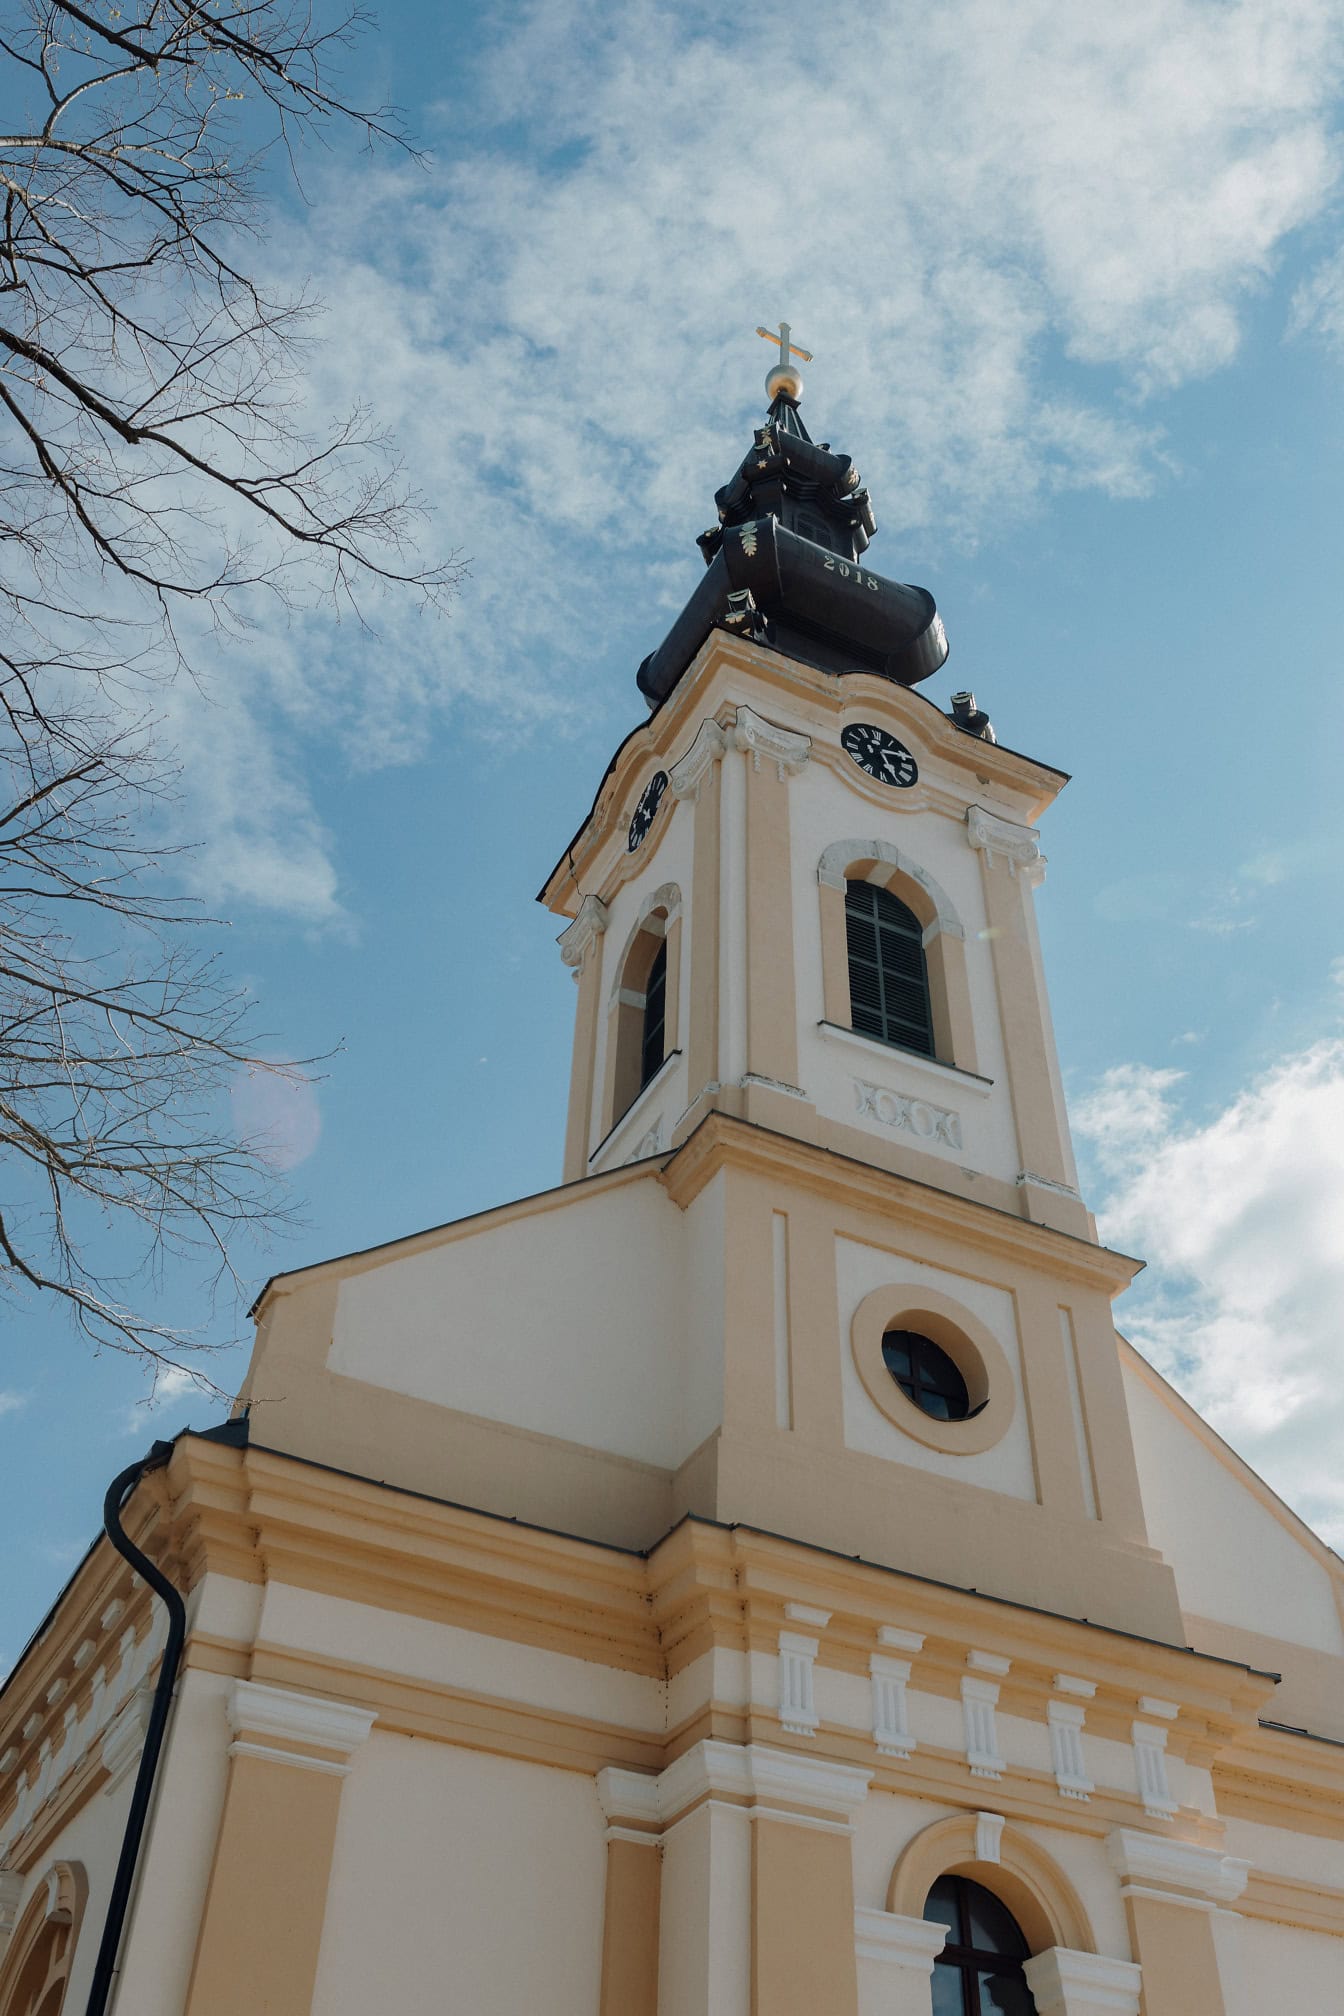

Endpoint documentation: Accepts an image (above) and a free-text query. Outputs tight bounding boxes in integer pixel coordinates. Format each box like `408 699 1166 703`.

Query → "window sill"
816 1022 993 1097
588 1050 684 1164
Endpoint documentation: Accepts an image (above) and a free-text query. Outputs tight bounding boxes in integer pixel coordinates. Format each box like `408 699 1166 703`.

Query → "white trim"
226 1680 376 1760
853 1907 948 1971
966 805 1046 884
870 1654 915 1760
967 1649 1012 1677
669 717 729 799
1023 1945 1143 2016
1105 1828 1249 1904
778 1630 820 1736
557 893 609 969
227 1739 353 1778
731 704 811 778
817 1020 993 1094
101 1688 152 1794
595 1766 662 1826
784 1602 831 1629
604 1824 661 1848
653 1741 872 1826
817 839 964 940
877 1626 925 1654
1053 1673 1097 1699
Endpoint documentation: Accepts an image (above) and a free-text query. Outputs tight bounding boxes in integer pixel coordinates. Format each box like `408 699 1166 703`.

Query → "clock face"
841 722 919 789
627 770 669 852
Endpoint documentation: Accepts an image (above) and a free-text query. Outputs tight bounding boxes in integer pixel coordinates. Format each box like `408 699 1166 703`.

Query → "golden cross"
755 320 814 369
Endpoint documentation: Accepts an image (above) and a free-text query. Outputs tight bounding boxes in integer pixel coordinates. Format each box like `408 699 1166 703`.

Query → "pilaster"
183 1682 375 2016
733 704 811 1130
966 807 1085 1235
1105 1829 1248 2016
558 894 608 1180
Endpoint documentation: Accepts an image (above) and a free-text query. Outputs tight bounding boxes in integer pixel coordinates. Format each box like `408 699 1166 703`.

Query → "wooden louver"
844 880 935 1056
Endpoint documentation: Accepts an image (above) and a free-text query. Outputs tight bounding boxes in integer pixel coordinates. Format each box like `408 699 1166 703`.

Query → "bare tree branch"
0 0 460 1376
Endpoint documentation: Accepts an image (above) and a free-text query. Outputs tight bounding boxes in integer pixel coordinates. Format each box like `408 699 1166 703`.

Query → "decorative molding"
961 1674 1005 1780
1137 1697 1179 1720
1017 1169 1083 1202
0 1870 23 1945
605 1742 872 1832
626 1117 665 1164
101 1688 152 1793
730 703 811 779
853 1907 948 1972
818 1021 993 1093
854 1077 962 1149
784 1602 831 1629
1022 1945 1143 2016
669 717 729 799
557 894 609 970
1048 1699 1094 1802
974 1810 1006 1864
967 1650 1012 1677
1054 1674 1097 1699
595 1766 663 1828
870 1654 915 1760
1130 1720 1178 1821
816 839 964 942
226 1680 376 1767
1106 1829 1249 1905
778 1629 820 1736
966 805 1046 884
877 1626 925 1654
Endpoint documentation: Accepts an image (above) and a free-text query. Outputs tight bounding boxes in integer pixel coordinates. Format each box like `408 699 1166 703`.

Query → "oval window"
882 1328 973 1422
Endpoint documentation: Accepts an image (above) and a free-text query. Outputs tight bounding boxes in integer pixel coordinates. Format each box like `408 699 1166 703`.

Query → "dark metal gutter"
83 1417 246 2016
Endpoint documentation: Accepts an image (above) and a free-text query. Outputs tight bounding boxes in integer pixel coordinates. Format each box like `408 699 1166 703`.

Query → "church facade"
2 354 1343 2016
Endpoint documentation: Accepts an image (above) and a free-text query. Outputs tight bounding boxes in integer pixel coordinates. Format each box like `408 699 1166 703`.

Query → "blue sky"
4 0 1344 1666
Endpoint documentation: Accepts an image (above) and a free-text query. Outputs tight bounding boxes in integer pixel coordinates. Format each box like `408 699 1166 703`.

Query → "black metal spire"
636 334 949 709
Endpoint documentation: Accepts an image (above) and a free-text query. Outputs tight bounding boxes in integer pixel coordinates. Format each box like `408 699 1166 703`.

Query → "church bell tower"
540 330 1181 1644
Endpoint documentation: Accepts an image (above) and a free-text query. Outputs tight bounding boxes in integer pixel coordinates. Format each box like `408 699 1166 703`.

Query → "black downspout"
82 1441 187 2016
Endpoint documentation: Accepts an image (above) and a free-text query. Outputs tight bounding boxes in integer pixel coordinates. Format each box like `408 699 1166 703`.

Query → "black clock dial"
841 722 918 789
627 770 669 852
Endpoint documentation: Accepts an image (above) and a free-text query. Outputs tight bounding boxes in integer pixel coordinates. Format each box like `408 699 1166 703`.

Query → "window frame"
817 842 979 1076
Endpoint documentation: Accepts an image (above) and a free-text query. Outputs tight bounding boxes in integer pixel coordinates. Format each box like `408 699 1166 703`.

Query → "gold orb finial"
756 319 813 404
766 360 805 403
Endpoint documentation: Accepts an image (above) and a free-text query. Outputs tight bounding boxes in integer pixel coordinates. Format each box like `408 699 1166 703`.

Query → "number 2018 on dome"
822 557 879 588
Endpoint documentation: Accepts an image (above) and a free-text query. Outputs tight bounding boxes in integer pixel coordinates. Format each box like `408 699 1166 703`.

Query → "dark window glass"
882 1329 971 1422
844 880 935 1056
924 1876 1038 2016
640 941 667 1090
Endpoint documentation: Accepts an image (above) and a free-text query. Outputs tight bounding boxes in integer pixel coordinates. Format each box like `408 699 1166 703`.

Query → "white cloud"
1074 1031 1344 1545
0 1392 27 1418
91 0 1344 917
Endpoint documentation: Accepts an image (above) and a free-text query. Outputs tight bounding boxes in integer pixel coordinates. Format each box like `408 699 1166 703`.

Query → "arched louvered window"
640 940 667 1090
925 1875 1038 2015
845 879 934 1056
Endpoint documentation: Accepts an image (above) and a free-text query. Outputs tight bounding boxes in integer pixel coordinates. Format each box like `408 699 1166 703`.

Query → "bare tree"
0 0 460 1380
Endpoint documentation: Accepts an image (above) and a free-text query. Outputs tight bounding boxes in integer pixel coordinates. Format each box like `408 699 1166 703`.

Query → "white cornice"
853 1907 948 1970
557 893 609 969
669 717 729 798
1023 1945 1143 2015
730 704 811 778
596 1741 871 1830
1105 1828 1249 1904
967 805 1046 884
227 1681 376 1762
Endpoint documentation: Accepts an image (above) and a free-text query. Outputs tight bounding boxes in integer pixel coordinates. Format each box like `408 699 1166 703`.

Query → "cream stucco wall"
309 1736 606 2016
1217 1913 1343 2015
1123 1363 1344 1657
328 1174 702 1471
256 1582 668 1734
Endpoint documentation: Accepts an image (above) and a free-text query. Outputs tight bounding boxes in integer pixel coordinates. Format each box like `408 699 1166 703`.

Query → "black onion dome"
637 391 948 709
